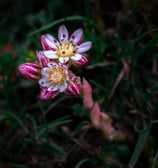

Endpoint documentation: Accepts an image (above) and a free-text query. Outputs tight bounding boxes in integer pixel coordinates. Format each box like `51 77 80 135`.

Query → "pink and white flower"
39 62 69 92
41 25 92 64
17 51 81 101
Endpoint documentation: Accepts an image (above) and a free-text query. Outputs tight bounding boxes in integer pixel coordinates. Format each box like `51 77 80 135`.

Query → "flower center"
48 67 66 85
56 42 76 58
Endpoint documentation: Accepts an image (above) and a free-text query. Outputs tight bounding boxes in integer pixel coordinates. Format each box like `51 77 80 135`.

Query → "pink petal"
58 25 69 42
65 79 81 97
77 42 92 53
17 63 41 81
73 55 88 66
36 51 49 67
41 34 58 50
69 28 83 45
40 87 58 101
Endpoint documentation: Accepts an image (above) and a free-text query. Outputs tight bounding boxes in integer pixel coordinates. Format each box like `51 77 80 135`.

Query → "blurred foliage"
1 0 158 167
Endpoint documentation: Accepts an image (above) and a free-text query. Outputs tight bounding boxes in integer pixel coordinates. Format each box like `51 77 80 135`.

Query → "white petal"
46 38 57 48
41 34 59 50
41 67 49 75
39 79 49 87
41 67 48 73
48 85 59 91
61 64 68 71
66 75 69 81
69 28 83 45
71 53 82 60
58 25 69 42
59 83 67 92
44 50 58 59
46 34 59 46
47 62 58 68
77 42 92 53
59 57 69 63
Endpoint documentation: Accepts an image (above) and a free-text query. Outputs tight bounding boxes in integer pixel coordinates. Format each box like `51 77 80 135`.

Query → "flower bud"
17 63 41 81
65 77 81 97
36 51 49 67
73 56 88 66
40 87 58 101
41 34 57 50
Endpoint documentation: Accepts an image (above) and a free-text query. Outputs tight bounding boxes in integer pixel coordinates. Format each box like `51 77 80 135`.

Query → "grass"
1 0 158 167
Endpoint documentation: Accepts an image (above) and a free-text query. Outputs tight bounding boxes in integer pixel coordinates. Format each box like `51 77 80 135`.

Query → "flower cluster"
17 25 92 101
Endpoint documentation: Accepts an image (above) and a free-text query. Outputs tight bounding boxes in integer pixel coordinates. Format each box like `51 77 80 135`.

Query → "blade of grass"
37 98 49 142
0 102 29 145
0 163 27 168
42 137 66 158
24 137 65 158
132 28 157 45
128 121 158 168
99 147 111 168
75 158 94 168
90 79 110 94
2 110 28 133
119 0 141 28
128 125 150 168
28 15 90 36
36 118 72 138
152 149 158 168
26 116 72 138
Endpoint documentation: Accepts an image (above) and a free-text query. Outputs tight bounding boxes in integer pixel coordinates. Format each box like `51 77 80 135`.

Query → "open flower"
17 51 81 101
39 62 69 92
41 25 92 64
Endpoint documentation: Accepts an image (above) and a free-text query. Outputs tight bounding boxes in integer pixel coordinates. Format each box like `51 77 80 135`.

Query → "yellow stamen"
48 67 66 85
56 42 76 58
